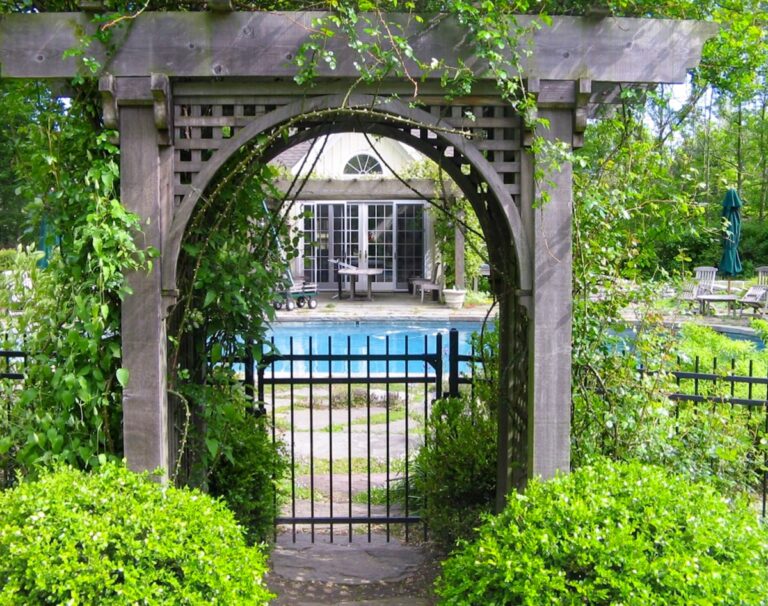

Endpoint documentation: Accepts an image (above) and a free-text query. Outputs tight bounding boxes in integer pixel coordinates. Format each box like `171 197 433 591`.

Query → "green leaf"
0 437 12 455
205 437 220 458
203 290 216 307
116 368 130 388
210 343 223 364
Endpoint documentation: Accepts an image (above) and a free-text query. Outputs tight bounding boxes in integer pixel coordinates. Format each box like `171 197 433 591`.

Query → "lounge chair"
738 267 768 316
738 285 768 316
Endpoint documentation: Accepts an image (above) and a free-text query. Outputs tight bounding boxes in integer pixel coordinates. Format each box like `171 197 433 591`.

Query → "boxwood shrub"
411 396 497 550
436 459 768 605
0 463 273 604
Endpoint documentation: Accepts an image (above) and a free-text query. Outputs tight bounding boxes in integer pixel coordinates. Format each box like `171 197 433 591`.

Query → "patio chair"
411 261 441 298
414 263 443 303
418 276 443 303
758 266 768 286
737 267 768 316
680 266 717 308
738 285 768 316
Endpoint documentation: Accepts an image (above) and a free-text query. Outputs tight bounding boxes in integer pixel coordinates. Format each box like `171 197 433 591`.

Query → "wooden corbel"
98 74 118 130
573 78 591 148
150 73 173 146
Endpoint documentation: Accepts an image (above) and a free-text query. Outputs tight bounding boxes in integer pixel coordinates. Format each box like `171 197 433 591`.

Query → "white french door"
303 201 424 291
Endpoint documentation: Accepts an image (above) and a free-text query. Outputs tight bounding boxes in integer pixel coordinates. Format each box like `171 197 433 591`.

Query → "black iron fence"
1 349 27 488
667 356 768 516
0 349 26 381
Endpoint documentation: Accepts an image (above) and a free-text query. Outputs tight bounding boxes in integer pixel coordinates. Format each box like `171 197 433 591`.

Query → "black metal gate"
256 329 472 543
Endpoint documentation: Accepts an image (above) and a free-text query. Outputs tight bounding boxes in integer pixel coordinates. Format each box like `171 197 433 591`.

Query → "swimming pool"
262 320 490 376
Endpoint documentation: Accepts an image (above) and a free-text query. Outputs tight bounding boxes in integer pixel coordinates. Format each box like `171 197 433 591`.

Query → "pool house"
274 132 449 294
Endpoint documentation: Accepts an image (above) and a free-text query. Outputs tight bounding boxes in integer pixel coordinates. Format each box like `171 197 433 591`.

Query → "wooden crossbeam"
0 13 717 86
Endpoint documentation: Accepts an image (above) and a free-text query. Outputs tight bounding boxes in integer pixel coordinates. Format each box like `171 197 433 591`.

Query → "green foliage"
0 463 273 604
752 318 768 343
411 396 497 550
572 319 679 465
739 221 768 274
436 459 768 605
2 116 151 475
0 81 48 248
430 196 487 288
573 319 765 494
0 248 24 271
469 318 499 407
181 377 287 545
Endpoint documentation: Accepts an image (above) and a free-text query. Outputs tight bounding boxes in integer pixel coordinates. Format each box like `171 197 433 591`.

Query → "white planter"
442 288 466 309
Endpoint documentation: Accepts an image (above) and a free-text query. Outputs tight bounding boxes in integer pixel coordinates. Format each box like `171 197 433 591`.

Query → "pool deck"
274 292 496 324
276 290 764 342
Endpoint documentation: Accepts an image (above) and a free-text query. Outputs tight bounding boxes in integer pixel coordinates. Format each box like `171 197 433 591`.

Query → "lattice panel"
511 303 529 487
171 91 521 208
173 96 292 205
426 102 521 198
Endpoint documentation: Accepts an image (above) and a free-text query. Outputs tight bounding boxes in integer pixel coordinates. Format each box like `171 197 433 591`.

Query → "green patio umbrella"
717 188 743 291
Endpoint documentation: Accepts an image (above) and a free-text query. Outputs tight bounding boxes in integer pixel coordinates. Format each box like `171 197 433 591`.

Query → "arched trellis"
0 10 717 502
166 94 533 501
164 94 532 296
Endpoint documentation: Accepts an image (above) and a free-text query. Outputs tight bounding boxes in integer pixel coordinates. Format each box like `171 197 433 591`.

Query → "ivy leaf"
116 368 130 388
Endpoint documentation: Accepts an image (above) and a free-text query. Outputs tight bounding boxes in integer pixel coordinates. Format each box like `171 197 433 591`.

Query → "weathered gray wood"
526 108 573 480
120 106 171 478
0 12 716 85
454 207 465 290
272 178 440 200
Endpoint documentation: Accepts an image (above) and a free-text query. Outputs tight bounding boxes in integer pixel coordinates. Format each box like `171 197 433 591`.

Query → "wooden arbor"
0 11 715 503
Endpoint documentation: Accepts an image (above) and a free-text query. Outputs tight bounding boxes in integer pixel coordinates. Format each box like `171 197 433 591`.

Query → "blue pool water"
720 329 765 350
262 320 489 376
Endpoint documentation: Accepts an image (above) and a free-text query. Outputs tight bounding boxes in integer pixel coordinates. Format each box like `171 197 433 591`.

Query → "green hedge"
436 459 768 605
0 463 273 604
411 396 497 550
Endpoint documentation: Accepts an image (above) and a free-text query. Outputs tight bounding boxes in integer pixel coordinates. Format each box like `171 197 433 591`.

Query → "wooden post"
454 206 466 289
524 107 573 480
120 105 171 477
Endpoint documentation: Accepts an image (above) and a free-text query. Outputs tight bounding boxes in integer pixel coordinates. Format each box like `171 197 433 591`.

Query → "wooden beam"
272 178 440 201
0 13 716 85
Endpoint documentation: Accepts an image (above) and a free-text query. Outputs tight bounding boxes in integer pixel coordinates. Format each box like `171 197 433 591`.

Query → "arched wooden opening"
164 93 532 500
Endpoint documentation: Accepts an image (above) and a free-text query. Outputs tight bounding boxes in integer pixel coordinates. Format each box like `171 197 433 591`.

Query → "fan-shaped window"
343 154 383 175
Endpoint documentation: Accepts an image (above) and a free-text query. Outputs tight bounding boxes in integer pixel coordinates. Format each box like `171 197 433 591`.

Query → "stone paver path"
267 533 439 605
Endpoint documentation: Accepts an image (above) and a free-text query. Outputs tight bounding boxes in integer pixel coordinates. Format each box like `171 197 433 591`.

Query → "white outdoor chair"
757 266 768 286
680 265 717 308
411 261 441 298
738 285 768 316
738 266 768 316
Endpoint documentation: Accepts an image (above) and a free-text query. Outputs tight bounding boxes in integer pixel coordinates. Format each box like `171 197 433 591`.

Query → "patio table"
697 293 738 316
337 267 385 301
